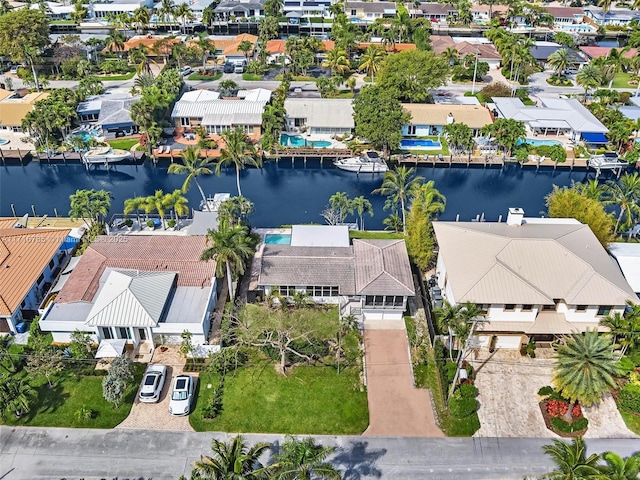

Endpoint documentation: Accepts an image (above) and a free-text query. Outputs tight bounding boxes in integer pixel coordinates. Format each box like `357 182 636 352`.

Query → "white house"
584 7 640 26
401 103 494 137
432 208 637 350
283 98 354 135
252 225 415 321
39 235 218 347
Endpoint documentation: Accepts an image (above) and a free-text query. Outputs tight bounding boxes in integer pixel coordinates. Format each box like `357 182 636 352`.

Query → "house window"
522 304 533 312
597 305 612 316
476 304 489 314
276 286 297 296
48 259 55 269
100 327 113 340
117 327 131 340
350 9 356 15
407 125 417 135
504 304 516 311
542 304 556 311
37 273 44 285
180 117 190 127
305 286 339 296
576 305 588 313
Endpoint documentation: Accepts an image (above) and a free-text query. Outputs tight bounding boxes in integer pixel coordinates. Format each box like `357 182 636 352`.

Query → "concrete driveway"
472 349 637 439
116 346 195 432
363 320 444 437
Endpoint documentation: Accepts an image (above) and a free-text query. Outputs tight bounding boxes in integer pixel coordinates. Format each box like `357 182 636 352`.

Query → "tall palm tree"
238 39 254 62
575 179 606 202
272 435 341 480
603 173 640 234
217 195 254 226
164 189 189 225
197 33 216 72
598 0 613 14
541 438 603 480
601 301 640 355
599 311 626 353
552 330 619 418
372 166 424 233
598 451 640 480
144 189 171 229
158 0 176 26
351 196 373 230
577 64 602 101
192 436 274 480
105 31 126 55
201 223 254 299
411 180 446 220
547 48 571 76
168 146 216 211
174 3 194 33
216 126 261 197
434 300 464 360
123 195 148 227
322 48 350 77
441 46 459 66
132 6 150 32
358 45 385 80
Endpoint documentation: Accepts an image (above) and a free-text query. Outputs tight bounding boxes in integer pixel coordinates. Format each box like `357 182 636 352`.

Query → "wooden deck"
396 154 589 169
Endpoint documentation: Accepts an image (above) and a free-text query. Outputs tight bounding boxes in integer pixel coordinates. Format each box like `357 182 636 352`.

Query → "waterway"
0 159 600 229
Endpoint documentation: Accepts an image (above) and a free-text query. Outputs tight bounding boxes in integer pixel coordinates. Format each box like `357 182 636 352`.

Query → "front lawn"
188 72 222 81
96 71 136 81
612 72 636 89
107 138 138 151
190 364 368 434
1 363 145 428
620 409 640 435
242 73 263 81
350 230 403 240
275 74 317 81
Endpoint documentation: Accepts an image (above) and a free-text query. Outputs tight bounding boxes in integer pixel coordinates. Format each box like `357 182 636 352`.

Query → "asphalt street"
1 426 639 480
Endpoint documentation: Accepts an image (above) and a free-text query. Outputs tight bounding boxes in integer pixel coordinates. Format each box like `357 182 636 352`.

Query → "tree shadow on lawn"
28 383 69 420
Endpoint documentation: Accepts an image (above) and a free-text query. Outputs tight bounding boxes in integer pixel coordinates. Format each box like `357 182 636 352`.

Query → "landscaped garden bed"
538 386 588 437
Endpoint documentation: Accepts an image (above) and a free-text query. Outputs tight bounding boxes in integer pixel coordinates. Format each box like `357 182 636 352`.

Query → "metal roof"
178 90 220 102
284 98 355 129
86 269 176 327
433 221 637 306
609 243 640 294
171 99 266 125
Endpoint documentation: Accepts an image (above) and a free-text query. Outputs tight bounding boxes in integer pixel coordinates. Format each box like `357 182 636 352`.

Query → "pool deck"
249 228 291 291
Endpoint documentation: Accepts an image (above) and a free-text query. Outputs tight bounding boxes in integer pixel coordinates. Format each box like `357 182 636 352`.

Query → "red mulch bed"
539 400 588 438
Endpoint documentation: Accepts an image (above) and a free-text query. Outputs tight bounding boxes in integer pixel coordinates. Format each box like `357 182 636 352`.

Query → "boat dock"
268 148 354 163
396 154 589 169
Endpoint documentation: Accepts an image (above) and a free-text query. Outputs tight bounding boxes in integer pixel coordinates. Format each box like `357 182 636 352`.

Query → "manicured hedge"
618 383 640 413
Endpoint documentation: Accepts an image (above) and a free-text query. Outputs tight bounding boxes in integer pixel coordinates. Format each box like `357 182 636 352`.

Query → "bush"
538 385 554 397
619 91 632 104
202 375 225 419
184 358 207 372
445 361 458 384
550 416 588 433
617 357 636 377
618 383 640 413
207 347 247 374
458 382 478 398
449 391 478 418
479 83 512 101
167 219 176 228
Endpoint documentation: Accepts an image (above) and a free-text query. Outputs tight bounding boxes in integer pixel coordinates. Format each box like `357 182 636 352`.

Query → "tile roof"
402 103 494 129
121 35 181 52
265 39 335 54
0 228 70 316
455 41 501 60
353 239 414 296
433 221 637 306
56 235 216 304
544 6 585 18
579 46 638 59
200 33 258 57
356 42 416 53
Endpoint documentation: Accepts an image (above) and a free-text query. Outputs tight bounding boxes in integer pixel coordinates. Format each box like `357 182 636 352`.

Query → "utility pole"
471 48 480 95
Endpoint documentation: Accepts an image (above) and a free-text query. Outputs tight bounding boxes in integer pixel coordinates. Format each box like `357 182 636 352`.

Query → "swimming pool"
265 233 291 245
400 139 442 150
280 134 332 148
519 138 563 147
0 138 9 145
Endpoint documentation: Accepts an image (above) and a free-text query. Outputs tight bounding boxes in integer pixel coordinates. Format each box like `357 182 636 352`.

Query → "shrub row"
550 416 588 433
618 383 640 413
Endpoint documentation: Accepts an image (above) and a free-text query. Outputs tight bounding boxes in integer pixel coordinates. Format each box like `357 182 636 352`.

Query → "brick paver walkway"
116 346 196 432
363 320 444 437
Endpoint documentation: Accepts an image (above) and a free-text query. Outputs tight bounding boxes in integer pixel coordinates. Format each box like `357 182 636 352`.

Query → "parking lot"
116 346 197 432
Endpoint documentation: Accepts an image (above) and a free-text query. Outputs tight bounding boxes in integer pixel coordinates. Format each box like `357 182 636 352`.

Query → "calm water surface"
0 159 596 229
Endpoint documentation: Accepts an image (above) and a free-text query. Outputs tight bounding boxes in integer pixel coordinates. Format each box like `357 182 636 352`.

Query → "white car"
179 66 193 76
168 375 194 416
138 364 167 403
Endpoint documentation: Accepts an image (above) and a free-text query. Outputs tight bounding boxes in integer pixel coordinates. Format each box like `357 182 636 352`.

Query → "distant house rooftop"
402 103 493 130
609 243 640 296
284 98 355 129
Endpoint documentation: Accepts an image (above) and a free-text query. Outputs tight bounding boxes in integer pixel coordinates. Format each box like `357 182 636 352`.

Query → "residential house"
119 35 181 57
283 0 333 21
252 225 415 321
408 2 457 22
492 97 608 143
584 7 640 26
579 46 638 61
207 33 258 63
283 98 354 135
39 235 218 346
0 224 71 334
213 1 265 21
609 243 640 298
0 89 48 133
345 1 396 24
470 4 509 24
530 42 586 69
76 94 140 136
432 209 637 350
401 103 493 137
156 0 210 20
35 0 154 21
544 6 586 29
431 35 501 69
171 88 269 134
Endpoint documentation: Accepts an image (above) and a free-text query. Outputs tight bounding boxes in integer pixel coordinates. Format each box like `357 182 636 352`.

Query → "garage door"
495 335 523 349
0 318 10 333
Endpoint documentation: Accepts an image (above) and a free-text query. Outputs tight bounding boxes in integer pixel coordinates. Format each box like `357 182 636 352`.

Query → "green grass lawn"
190 363 368 434
96 71 136 81
619 408 640 435
350 230 403 240
612 72 637 89
275 74 317 81
242 73 263 81
1 363 145 428
327 91 355 99
107 138 138 150
188 72 222 81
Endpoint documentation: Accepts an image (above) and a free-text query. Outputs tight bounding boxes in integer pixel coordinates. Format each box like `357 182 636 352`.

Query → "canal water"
0 159 597 229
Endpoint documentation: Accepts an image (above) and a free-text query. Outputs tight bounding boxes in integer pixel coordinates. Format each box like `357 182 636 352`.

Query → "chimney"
506 207 524 226
446 112 455 124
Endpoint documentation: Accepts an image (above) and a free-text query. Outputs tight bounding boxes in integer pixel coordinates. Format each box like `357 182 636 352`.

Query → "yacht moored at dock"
333 151 388 173
200 193 231 212
83 146 132 164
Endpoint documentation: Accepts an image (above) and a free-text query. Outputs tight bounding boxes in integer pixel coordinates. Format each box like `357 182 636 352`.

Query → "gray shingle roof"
353 239 415 296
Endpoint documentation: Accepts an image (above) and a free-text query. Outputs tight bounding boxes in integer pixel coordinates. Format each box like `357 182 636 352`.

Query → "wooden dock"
396 154 589 169
268 148 353 162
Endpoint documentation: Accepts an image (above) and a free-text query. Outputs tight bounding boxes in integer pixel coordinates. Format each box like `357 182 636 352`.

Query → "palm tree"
168 146 216 211
201 223 254 299
577 64 601 101
174 3 194 33
548 48 572 76
358 45 385 80
164 189 189 226
158 0 176 26
411 180 446 220
123 195 148 227
541 438 603 480
434 300 464 360
598 0 613 13
216 127 261 197
351 196 373 230
132 6 150 32
128 46 152 75
238 39 254 62
322 48 350 77
218 196 254 226
372 166 424 233
576 179 606 202
598 451 640 480
601 301 640 355
219 79 238 96
272 435 341 480
144 189 171 229
0 377 36 419
552 330 619 418
602 173 640 234
192 436 274 480
0 336 17 373
197 33 216 72
105 31 125 55
441 46 459 66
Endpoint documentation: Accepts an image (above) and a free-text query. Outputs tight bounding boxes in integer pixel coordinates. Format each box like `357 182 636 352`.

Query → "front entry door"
138 328 147 341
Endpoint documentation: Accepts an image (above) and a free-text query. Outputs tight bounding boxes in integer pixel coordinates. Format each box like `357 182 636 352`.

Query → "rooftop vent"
506 207 524 226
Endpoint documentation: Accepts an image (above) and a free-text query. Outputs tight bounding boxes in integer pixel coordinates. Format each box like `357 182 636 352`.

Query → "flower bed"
538 385 588 437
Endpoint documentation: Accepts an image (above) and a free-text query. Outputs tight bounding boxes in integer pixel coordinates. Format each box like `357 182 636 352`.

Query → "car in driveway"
168 375 194 416
179 66 193 76
138 364 167 403
223 62 234 73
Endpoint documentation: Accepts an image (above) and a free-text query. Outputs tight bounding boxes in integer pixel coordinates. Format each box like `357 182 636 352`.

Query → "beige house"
0 89 49 132
402 103 493 137
432 209 637 350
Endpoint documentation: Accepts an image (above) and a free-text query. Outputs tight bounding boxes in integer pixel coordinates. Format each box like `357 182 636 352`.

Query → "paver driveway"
363 320 444 437
472 349 637 438
117 346 195 431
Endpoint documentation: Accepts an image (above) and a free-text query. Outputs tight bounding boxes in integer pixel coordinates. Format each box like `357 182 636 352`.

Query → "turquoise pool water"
400 139 442 150
265 233 291 245
73 130 101 142
0 138 9 145
280 134 332 148
519 138 563 147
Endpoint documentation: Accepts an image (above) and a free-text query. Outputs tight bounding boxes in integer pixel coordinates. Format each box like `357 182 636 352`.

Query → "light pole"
471 48 480 95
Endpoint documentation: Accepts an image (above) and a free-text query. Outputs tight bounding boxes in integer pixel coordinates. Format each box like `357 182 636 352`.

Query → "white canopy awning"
95 339 127 358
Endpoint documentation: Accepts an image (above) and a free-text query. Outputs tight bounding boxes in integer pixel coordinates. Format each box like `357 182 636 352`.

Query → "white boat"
588 152 629 170
83 146 131 164
200 193 231 212
333 151 388 173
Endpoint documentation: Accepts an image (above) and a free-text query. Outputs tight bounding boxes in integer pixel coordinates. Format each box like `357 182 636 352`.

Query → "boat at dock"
333 151 388 173
587 152 629 170
83 146 132 164
200 193 231 212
